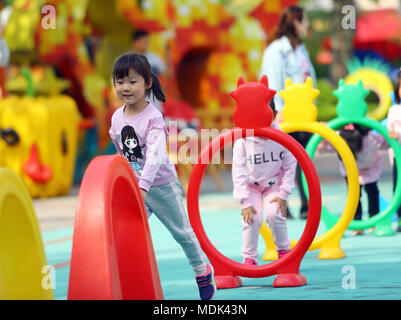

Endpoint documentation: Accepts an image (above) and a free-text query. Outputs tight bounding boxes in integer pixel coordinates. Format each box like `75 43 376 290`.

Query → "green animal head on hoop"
333 79 370 118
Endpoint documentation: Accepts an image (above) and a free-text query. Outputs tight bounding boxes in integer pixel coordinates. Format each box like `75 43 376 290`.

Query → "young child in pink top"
232 100 297 265
319 124 388 235
109 53 215 300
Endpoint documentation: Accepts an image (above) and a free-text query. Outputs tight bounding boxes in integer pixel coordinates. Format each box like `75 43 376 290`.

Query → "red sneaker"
244 258 257 265
277 250 289 259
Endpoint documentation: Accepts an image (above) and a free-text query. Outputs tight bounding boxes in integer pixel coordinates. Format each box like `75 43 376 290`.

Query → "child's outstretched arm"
270 147 296 216
232 140 252 210
316 138 335 154
368 130 389 150
139 120 168 192
388 130 400 140
277 147 297 201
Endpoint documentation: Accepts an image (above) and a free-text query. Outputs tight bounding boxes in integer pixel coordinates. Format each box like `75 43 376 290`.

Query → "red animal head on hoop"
230 75 276 129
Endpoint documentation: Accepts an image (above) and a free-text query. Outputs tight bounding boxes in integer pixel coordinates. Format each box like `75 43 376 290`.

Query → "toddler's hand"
270 197 287 217
388 130 399 140
140 188 148 200
241 206 257 224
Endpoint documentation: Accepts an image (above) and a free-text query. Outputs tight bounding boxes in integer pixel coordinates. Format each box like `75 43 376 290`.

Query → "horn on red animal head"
237 76 245 87
260 75 269 87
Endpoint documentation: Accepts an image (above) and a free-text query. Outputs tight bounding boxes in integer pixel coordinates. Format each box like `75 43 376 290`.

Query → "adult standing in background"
131 29 167 78
259 6 316 219
131 29 168 112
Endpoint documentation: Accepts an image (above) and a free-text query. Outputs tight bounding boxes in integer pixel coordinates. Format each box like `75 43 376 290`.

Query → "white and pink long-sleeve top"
109 103 177 192
232 122 297 209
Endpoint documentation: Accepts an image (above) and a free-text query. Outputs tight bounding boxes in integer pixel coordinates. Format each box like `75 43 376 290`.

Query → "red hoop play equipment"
187 76 322 289
187 127 321 288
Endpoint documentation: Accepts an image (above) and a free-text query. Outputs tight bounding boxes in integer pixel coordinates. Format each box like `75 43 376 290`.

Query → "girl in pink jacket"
109 53 216 300
319 124 387 235
232 101 297 265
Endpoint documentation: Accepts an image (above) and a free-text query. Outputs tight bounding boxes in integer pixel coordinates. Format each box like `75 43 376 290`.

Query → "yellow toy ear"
305 77 313 88
285 78 292 88
312 88 320 99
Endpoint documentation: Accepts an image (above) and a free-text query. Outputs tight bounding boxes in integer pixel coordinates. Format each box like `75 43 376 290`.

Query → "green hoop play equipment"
303 80 401 237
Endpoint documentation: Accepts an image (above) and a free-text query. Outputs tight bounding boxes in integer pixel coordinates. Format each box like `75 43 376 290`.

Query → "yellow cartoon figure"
279 77 319 123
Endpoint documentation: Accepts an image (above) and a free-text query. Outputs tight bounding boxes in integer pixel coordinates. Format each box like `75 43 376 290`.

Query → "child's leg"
364 181 379 218
346 177 363 220
393 159 401 217
241 186 263 262
263 186 291 252
354 201 363 220
145 179 207 275
354 185 363 220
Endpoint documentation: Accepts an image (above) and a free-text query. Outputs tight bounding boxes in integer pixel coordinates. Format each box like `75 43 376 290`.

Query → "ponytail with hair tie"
148 72 166 103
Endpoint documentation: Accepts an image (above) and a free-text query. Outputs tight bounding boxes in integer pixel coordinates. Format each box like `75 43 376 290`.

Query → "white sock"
194 263 208 276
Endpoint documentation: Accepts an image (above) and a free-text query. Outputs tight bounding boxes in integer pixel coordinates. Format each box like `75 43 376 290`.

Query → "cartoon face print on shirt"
121 125 145 174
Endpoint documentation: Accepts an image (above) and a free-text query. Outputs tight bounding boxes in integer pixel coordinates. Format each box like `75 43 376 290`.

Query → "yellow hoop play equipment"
0 168 54 299
345 58 394 121
259 77 360 260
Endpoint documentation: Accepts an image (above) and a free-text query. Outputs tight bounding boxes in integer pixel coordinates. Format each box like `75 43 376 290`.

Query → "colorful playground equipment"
260 77 360 260
68 155 163 300
345 58 394 121
306 80 401 237
0 168 54 300
187 76 322 289
0 68 80 198
1 0 299 194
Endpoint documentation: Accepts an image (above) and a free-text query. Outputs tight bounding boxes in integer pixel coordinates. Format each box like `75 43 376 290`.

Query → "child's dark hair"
339 124 370 160
132 29 149 42
394 68 400 104
112 53 166 103
269 97 277 117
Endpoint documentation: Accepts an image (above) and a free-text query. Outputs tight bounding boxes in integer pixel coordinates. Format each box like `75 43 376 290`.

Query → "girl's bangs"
113 56 132 80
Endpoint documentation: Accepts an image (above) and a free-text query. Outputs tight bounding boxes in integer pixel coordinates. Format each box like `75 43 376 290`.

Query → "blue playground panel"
44 182 401 300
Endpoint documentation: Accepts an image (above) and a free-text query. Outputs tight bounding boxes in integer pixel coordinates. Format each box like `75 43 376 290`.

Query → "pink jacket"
318 130 387 185
109 103 177 192
232 122 297 209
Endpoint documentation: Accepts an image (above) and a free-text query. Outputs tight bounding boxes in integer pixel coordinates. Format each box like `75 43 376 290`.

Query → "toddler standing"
232 100 297 264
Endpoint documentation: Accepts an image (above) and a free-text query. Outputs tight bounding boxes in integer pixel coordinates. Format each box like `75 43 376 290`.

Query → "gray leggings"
144 179 207 275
